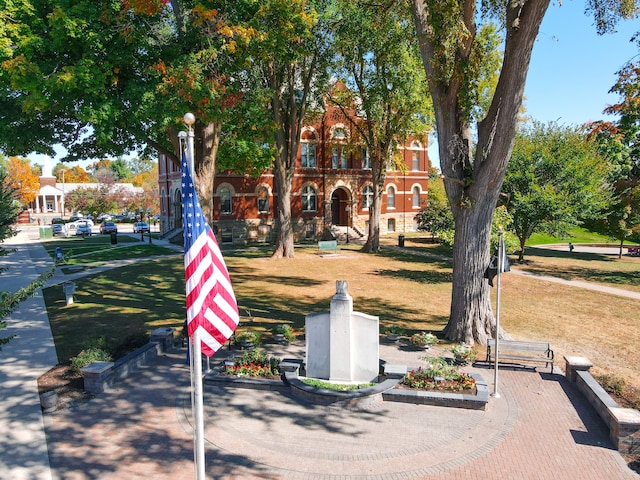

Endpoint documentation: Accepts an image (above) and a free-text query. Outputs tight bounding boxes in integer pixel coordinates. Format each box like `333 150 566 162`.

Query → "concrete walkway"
0 228 57 480
1 230 638 479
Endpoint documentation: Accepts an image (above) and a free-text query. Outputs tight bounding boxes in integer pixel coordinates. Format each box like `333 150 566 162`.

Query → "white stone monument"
305 281 379 383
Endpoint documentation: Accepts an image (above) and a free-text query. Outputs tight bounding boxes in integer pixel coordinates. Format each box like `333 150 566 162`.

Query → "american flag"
182 155 239 357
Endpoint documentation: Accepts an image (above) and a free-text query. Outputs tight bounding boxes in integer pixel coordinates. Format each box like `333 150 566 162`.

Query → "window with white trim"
301 142 316 168
362 185 373 209
302 185 317 212
220 187 232 214
362 147 371 169
387 186 395 208
412 186 420 208
257 187 269 213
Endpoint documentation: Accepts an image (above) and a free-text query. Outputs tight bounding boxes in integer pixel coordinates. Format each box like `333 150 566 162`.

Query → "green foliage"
236 330 263 346
273 324 296 343
70 346 112 376
329 0 433 251
300 378 375 391
415 176 454 239
1 267 54 351
503 122 612 260
0 171 20 246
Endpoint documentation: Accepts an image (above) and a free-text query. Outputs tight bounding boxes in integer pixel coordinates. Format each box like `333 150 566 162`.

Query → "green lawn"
42 235 640 404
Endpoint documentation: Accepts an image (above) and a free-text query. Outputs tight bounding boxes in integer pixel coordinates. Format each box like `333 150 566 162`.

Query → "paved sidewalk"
0 228 58 480
41 343 639 479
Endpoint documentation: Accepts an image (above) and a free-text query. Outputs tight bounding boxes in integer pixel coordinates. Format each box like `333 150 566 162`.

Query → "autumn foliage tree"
4 157 39 206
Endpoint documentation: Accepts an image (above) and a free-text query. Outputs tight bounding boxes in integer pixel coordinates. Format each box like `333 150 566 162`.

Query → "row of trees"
0 154 159 214
2 0 638 345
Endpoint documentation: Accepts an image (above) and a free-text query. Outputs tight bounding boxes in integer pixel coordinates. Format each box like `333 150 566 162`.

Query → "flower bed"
221 349 281 379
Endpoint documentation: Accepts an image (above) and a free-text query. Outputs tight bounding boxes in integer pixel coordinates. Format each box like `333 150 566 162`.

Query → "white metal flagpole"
183 112 207 479
492 229 504 398
192 329 206 479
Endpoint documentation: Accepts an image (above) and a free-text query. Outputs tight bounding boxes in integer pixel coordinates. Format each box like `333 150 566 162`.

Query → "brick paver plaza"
43 343 638 479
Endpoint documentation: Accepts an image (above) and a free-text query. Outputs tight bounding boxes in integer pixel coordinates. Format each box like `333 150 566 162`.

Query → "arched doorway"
330 188 350 226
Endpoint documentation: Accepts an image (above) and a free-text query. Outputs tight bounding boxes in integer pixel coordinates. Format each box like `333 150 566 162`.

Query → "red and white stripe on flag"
182 154 239 357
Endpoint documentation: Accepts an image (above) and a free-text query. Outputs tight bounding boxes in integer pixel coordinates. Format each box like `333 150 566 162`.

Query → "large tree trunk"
412 0 550 345
272 160 295 259
445 196 498 344
362 152 386 252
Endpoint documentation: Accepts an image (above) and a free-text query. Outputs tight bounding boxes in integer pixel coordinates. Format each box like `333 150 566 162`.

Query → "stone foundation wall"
565 356 640 455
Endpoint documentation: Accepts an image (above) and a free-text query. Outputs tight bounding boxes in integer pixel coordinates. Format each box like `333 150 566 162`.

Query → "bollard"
62 282 76 305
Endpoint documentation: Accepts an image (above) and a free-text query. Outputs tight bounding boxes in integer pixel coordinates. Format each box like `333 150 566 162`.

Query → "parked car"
99 222 118 234
51 217 64 224
75 221 92 236
133 222 150 233
52 224 64 236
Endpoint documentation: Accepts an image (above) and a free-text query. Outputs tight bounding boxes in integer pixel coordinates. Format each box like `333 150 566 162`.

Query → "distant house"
158 103 430 245
30 156 142 215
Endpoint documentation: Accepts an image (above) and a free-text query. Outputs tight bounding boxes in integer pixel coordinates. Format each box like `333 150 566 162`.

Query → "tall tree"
0 1 256 220
410 0 639 344
504 122 611 262
240 0 332 259
329 0 432 252
587 61 640 254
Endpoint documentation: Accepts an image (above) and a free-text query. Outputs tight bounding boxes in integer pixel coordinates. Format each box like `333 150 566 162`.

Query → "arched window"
412 186 421 208
302 185 317 212
387 185 395 209
220 186 232 215
362 185 373 209
257 187 269 213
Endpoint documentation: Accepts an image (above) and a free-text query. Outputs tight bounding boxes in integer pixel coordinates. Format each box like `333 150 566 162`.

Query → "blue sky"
526 0 638 125
429 1 639 166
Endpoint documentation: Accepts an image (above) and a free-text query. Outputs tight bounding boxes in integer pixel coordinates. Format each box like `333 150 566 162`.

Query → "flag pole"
192 330 206 479
492 228 504 398
183 112 207 479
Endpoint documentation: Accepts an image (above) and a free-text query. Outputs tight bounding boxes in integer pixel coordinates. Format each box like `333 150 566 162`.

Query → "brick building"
158 105 430 245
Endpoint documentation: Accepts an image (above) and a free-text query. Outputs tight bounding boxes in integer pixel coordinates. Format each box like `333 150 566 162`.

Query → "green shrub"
597 373 626 397
70 347 112 375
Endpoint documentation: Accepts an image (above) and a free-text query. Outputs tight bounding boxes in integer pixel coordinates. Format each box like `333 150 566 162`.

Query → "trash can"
54 247 64 263
398 234 405 247
39 227 52 239
110 232 117 245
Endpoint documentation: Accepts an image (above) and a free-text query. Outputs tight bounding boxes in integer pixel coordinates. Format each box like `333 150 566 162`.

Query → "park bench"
486 339 554 372
317 240 339 255
627 247 640 256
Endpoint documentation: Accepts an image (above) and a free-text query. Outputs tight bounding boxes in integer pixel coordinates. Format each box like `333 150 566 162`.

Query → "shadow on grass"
375 268 452 284
524 246 618 262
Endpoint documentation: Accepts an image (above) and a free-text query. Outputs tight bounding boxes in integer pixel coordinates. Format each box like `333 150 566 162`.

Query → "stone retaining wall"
565 356 640 455
82 328 175 394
